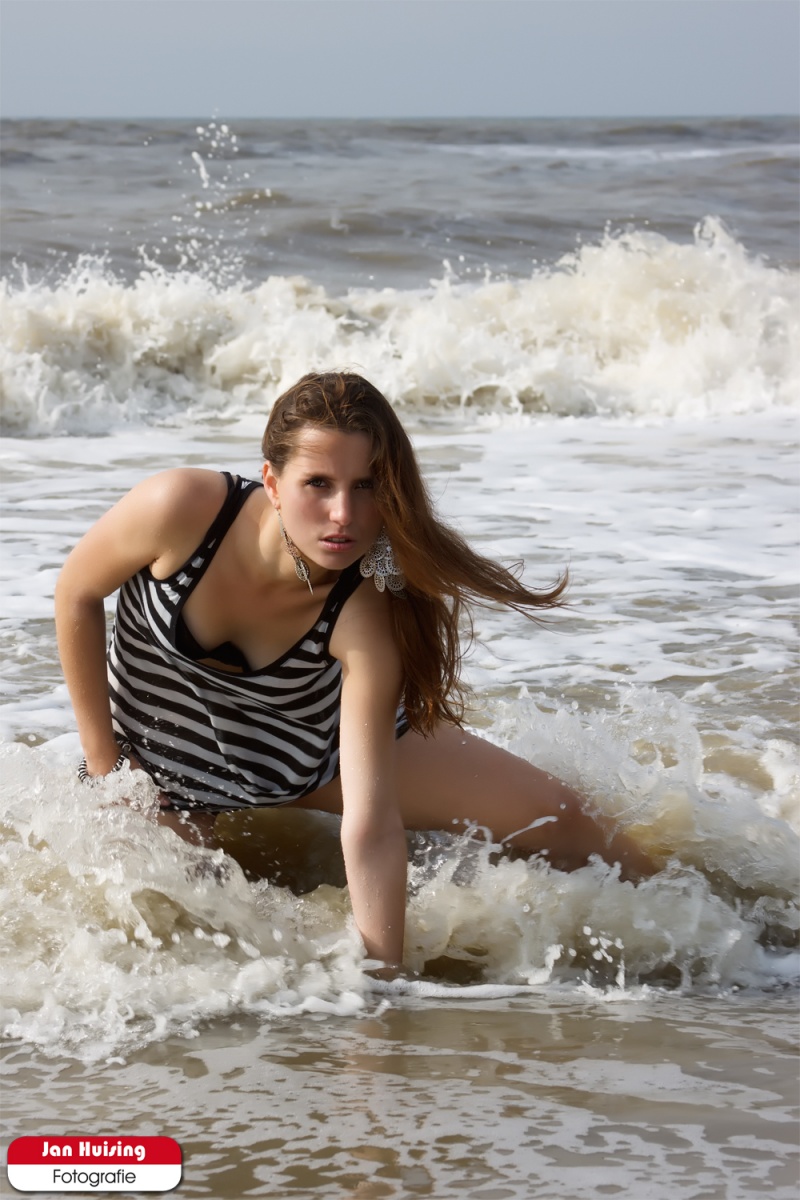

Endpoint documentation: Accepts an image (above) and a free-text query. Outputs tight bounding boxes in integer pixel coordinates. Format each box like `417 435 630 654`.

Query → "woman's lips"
320 536 355 552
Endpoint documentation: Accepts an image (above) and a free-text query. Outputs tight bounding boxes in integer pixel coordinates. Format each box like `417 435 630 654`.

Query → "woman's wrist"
79 740 133 782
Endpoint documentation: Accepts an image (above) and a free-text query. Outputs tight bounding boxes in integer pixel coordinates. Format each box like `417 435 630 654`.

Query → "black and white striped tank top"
108 472 408 812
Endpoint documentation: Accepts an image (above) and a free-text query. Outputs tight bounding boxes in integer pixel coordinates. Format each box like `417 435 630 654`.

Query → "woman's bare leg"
296 725 654 880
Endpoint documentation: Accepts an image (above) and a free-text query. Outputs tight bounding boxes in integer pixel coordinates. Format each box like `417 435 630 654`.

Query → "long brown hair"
263 372 567 735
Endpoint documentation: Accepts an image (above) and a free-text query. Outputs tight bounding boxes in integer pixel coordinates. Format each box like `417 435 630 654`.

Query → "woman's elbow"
54 567 105 628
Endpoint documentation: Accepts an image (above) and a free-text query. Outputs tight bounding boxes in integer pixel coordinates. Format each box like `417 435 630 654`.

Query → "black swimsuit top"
175 614 250 671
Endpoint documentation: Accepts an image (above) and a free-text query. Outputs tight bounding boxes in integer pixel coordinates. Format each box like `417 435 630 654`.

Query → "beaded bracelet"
77 742 133 784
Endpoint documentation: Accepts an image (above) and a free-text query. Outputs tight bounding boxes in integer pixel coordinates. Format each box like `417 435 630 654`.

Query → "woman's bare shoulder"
59 469 235 599
91 469 231 577
331 582 404 721
124 467 228 532
126 469 231 572
329 579 398 662
134 467 228 509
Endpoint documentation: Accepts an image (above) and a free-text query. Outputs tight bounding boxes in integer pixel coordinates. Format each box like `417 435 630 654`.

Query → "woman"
56 371 651 975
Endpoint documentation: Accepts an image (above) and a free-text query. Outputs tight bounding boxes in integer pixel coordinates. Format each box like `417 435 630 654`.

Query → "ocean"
1 116 798 1199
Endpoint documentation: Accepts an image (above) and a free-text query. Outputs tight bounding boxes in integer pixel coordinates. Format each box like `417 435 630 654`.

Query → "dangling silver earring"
360 530 406 596
278 513 313 593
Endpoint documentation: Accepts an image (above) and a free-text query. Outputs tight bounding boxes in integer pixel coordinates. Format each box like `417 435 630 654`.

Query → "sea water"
1 118 798 1199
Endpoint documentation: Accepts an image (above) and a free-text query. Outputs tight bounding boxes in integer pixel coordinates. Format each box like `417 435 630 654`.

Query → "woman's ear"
262 462 280 509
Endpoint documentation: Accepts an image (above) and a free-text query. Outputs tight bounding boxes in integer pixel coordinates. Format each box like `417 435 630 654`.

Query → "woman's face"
263 427 383 572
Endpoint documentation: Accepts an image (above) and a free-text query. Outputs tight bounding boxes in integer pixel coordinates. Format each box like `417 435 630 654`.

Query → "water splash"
2 219 796 435
2 686 797 1062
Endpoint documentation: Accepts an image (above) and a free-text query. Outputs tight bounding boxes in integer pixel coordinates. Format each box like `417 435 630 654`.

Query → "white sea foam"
2 219 796 435
439 141 800 165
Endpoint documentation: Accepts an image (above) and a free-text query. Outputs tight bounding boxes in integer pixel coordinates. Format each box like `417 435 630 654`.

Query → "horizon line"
2 111 797 122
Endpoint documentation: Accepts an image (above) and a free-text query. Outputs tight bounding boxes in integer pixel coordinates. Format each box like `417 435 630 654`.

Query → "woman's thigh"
295 725 592 860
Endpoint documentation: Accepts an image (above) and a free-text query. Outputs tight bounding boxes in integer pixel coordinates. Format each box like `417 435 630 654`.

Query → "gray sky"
1 0 798 119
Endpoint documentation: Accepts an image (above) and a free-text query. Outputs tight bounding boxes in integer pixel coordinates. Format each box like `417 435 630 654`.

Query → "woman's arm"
55 469 226 776
332 587 409 971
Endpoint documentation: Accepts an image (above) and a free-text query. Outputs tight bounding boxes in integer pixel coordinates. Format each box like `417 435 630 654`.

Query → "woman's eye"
304 477 373 490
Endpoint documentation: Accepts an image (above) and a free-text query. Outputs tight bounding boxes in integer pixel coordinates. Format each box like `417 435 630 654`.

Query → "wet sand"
3 993 798 1200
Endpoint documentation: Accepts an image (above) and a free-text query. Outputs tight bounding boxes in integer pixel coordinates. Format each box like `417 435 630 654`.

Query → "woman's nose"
329 489 352 525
